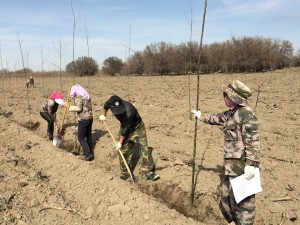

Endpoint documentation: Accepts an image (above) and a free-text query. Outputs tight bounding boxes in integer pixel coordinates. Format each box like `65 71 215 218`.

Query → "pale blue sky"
0 0 299 71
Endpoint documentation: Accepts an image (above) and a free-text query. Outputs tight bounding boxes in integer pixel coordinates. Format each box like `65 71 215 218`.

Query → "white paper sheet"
230 168 262 204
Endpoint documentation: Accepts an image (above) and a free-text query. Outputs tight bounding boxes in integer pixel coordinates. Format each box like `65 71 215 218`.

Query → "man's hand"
244 165 256 180
99 115 106 121
191 110 202 119
115 141 122 151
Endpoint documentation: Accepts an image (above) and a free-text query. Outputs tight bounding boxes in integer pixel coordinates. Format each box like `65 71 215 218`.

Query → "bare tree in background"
0 41 6 112
127 51 144 75
71 1 80 83
71 1 80 153
84 16 95 91
40 45 49 95
53 40 67 92
17 30 32 129
102 56 124 75
126 25 132 97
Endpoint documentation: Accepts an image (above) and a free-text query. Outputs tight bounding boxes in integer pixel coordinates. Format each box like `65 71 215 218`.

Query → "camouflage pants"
119 122 155 178
219 175 256 225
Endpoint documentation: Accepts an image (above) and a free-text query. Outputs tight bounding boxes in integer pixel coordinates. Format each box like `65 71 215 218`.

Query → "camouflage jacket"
69 96 93 121
202 106 260 175
40 98 58 117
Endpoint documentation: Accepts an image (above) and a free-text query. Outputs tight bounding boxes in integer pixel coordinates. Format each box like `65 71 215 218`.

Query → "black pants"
40 111 54 136
78 118 93 157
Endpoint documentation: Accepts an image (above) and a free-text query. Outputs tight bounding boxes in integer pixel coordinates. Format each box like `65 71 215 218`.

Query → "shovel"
102 120 135 183
53 90 71 148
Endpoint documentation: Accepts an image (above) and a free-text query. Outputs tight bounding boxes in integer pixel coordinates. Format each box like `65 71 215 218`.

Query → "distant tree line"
2 36 299 76
102 36 300 76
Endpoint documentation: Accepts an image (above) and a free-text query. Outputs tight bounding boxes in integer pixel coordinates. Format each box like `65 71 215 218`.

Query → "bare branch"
16 30 32 128
0 41 7 111
122 43 137 54
253 79 268 112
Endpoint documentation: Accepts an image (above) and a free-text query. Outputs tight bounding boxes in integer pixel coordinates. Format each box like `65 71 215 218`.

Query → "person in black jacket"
99 95 159 181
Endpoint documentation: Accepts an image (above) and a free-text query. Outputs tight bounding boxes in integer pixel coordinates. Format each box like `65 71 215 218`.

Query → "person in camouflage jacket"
40 92 65 140
192 80 260 225
99 95 160 182
68 84 94 161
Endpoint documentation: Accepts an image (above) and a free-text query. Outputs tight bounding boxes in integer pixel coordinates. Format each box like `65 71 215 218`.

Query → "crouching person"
40 92 65 140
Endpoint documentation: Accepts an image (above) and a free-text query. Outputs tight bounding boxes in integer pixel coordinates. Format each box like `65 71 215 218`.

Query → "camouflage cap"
222 80 252 106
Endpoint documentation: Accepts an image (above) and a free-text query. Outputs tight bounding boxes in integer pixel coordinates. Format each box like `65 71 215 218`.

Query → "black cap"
107 95 125 115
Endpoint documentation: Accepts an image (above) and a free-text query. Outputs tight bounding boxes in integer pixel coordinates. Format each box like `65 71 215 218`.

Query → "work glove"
69 105 81 112
244 165 256 180
99 115 106 121
191 110 202 119
115 141 122 151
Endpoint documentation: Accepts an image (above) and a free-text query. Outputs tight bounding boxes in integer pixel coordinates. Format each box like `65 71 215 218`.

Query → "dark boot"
47 132 53 140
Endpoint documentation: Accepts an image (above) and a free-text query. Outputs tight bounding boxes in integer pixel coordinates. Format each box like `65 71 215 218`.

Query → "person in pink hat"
40 91 65 140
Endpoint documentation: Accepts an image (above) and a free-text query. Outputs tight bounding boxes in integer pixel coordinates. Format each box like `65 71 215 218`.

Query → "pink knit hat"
49 91 63 99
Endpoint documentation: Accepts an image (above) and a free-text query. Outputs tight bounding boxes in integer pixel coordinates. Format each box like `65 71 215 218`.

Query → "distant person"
192 80 260 225
99 95 159 181
40 91 65 140
68 84 94 161
26 76 34 88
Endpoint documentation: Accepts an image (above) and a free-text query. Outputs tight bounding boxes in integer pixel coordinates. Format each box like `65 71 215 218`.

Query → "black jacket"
105 100 142 137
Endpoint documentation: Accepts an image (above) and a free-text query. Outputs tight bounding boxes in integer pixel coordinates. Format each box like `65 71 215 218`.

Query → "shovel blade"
53 135 63 148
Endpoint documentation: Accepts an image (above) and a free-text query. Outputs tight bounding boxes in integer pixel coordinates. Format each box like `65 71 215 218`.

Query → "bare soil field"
0 68 299 225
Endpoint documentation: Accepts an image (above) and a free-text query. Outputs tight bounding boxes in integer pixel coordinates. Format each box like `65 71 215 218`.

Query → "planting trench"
6 114 223 224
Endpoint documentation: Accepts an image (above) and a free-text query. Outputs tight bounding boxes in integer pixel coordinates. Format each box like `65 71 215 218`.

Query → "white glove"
244 165 255 180
99 115 106 121
115 142 122 151
69 105 81 112
191 110 202 119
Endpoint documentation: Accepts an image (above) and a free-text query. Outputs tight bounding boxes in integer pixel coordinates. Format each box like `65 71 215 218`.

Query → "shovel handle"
102 120 135 183
59 90 71 134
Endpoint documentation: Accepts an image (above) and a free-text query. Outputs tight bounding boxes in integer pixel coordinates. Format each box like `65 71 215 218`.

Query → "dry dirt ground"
0 68 299 225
